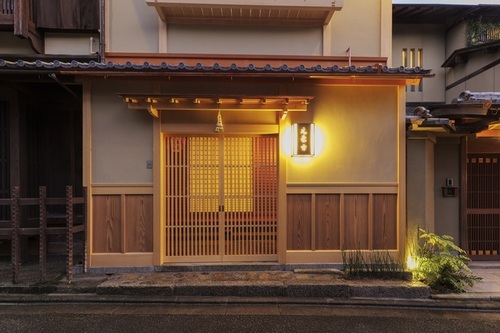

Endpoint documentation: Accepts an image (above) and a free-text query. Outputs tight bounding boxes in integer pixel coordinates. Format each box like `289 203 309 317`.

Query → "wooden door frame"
463 136 500 260
153 120 280 265
160 133 279 263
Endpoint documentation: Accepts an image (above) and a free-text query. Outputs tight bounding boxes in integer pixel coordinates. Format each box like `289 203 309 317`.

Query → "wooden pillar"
407 134 436 234
11 186 20 284
9 96 22 191
39 186 47 282
66 186 74 282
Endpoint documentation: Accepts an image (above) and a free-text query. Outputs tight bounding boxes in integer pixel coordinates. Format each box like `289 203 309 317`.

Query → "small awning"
407 91 500 136
146 0 344 26
119 93 313 118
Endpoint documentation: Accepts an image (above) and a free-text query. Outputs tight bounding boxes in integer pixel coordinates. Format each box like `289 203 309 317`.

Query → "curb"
1 293 500 311
1 281 431 300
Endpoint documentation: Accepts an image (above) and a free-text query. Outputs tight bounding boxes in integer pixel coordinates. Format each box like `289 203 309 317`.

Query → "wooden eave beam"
13 0 28 37
121 94 313 115
147 0 343 11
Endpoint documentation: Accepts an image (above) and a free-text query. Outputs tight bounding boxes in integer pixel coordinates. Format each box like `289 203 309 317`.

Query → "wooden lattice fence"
0 186 86 283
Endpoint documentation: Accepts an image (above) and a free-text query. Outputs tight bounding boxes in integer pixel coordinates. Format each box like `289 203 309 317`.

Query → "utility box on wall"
442 178 458 197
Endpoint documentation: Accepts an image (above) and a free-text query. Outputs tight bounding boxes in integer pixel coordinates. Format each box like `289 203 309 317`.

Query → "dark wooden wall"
35 0 99 30
0 101 9 204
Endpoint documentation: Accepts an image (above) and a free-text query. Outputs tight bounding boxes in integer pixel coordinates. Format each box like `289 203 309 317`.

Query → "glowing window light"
292 123 315 156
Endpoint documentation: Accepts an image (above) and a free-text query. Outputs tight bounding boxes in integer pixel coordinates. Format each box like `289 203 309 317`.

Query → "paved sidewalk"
432 262 500 302
1 257 500 309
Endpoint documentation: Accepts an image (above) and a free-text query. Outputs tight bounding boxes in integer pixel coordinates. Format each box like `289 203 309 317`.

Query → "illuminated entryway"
164 135 278 262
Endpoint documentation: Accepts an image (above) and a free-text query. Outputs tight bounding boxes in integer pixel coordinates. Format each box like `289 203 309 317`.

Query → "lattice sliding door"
467 154 500 258
164 135 277 262
223 136 278 260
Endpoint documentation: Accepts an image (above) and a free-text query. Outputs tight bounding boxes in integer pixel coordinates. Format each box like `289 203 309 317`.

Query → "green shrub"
412 228 482 293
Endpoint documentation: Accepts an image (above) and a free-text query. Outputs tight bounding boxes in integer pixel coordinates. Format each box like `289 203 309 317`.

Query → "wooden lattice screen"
165 135 278 262
467 154 500 257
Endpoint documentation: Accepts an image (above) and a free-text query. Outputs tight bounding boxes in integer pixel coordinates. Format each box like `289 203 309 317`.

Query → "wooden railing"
467 19 500 47
0 0 14 25
0 0 42 53
0 0 13 14
470 27 500 46
0 186 87 283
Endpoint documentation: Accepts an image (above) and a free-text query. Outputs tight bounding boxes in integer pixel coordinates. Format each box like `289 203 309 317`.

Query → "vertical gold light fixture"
292 123 315 156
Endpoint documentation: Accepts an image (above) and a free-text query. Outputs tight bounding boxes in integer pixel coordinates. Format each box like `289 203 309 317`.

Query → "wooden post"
66 186 73 282
13 0 28 38
11 186 20 284
82 187 88 273
39 186 47 283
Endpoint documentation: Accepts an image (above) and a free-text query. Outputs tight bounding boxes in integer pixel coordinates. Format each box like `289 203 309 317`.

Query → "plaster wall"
446 22 467 58
91 80 154 184
287 85 398 183
90 79 400 185
330 0 384 57
465 53 499 90
445 52 500 102
0 32 36 54
167 25 322 55
45 33 99 55
392 24 446 103
105 0 386 57
107 0 159 52
434 138 460 241
444 65 466 103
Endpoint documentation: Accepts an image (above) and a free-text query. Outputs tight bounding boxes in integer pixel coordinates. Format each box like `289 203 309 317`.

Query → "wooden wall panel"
35 0 99 30
287 187 399 254
315 194 340 250
343 194 369 249
125 195 153 252
92 195 122 253
287 194 311 250
372 194 397 250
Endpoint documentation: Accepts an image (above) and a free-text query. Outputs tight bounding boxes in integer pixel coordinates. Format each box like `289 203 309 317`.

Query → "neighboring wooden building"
393 2 500 260
0 1 99 258
1 0 432 269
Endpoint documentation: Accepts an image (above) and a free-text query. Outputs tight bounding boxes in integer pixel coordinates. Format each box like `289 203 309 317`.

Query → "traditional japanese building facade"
1 0 432 269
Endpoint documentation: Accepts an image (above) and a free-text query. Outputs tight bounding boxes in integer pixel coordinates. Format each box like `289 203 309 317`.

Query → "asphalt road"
0 303 499 333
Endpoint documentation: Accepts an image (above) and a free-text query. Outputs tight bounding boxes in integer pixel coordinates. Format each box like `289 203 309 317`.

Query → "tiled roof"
0 59 431 76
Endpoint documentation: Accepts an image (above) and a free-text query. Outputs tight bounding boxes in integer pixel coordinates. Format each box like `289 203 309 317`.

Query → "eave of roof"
0 58 433 81
393 3 500 25
442 40 500 67
146 0 344 27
